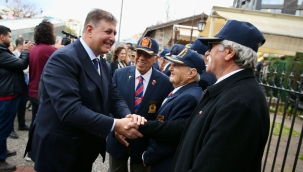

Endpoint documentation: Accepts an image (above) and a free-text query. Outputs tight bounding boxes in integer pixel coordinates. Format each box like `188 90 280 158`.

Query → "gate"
258 63 303 172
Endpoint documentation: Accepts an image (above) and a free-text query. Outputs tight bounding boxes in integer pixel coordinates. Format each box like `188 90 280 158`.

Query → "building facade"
233 0 303 16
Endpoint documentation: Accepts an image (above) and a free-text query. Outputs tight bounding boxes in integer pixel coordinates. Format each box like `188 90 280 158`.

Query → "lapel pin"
199 111 202 115
152 80 156 85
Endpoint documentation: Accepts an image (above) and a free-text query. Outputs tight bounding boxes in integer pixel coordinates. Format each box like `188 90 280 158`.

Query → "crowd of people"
0 8 270 172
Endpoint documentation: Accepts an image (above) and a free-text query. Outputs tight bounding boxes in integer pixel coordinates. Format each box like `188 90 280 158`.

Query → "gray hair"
188 67 201 82
83 9 117 33
221 40 257 70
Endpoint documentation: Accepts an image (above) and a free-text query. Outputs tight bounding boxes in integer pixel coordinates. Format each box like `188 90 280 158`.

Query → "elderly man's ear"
225 49 236 61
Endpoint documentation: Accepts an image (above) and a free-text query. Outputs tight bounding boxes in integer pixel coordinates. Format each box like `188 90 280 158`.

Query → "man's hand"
124 121 139 130
114 132 129 147
125 114 147 125
114 118 141 139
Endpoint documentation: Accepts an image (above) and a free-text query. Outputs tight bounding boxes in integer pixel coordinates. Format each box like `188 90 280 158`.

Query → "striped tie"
92 58 99 72
134 76 144 113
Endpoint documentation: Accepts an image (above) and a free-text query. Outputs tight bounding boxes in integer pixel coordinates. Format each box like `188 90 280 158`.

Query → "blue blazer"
27 40 131 172
106 66 174 163
143 82 202 172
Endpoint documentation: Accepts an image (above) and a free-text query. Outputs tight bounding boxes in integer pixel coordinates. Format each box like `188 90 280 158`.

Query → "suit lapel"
127 67 136 112
74 40 103 97
139 68 158 112
99 59 108 105
160 82 198 109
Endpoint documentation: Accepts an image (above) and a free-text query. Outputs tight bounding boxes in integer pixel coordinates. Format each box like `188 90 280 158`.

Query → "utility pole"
117 0 124 43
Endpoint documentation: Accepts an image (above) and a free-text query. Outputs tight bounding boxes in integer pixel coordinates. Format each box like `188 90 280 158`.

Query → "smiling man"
128 20 270 172
106 37 173 172
142 48 203 172
26 9 146 172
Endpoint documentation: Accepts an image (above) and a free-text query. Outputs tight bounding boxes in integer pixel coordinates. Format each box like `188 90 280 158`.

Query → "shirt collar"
215 69 244 84
135 67 153 81
80 37 100 61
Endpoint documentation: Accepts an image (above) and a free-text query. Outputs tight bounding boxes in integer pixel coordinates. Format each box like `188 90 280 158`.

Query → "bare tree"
5 0 43 18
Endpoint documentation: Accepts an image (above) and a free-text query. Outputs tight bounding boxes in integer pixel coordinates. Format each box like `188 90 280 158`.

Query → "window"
298 0 303 5
262 0 284 5
296 10 303 16
261 8 282 13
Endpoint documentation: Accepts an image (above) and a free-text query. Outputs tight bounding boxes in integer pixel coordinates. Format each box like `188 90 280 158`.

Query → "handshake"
114 114 146 146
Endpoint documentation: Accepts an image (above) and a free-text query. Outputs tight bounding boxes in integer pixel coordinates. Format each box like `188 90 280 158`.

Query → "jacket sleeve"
0 50 29 70
42 52 115 138
143 94 198 165
139 118 188 143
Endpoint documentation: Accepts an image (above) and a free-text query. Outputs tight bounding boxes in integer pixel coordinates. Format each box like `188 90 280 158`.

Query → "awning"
178 27 199 41
210 6 303 54
168 25 200 45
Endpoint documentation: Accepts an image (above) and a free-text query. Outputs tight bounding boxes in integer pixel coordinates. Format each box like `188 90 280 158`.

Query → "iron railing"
257 63 303 172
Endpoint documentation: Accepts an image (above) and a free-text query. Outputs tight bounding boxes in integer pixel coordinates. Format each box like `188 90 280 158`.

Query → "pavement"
6 109 109 172
6 109 303 172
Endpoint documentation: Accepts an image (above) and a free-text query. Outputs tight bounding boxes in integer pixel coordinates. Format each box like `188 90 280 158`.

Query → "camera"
61 31 78 46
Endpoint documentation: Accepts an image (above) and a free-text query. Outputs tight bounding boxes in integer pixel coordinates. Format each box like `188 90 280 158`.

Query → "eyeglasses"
208 42 224 52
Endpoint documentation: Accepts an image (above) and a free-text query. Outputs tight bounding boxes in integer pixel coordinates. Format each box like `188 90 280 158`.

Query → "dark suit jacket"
139 69 270 172
28 40 130 172
143 82 202 172
106 66 173 163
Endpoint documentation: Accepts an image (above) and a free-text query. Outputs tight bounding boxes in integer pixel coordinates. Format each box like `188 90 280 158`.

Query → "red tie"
167 92 173 99
134 76 144 113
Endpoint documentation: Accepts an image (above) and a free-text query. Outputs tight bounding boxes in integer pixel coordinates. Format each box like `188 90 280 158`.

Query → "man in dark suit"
142 48 203 172
190 38 216 90
26 9 145 172
127 20 270 172
107 37 173 172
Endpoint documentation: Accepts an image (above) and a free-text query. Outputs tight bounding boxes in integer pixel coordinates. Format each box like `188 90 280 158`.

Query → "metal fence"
257 63 303 172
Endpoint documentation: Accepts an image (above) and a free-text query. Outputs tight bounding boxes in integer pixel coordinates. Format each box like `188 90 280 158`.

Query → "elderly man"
190 38 217 90
129 20 270 172
142 48 203 172
106 37 173 172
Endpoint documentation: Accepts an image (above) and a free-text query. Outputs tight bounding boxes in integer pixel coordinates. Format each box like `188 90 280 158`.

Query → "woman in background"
110 46 128 75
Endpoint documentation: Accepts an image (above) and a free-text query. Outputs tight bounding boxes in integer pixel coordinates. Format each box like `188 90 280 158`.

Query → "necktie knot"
138 76 143 82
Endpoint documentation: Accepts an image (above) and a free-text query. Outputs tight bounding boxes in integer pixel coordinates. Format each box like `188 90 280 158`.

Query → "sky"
1 0 234 40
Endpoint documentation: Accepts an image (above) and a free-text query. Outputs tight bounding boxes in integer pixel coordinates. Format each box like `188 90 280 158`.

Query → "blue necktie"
134 76 144 113
92 58 99 72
